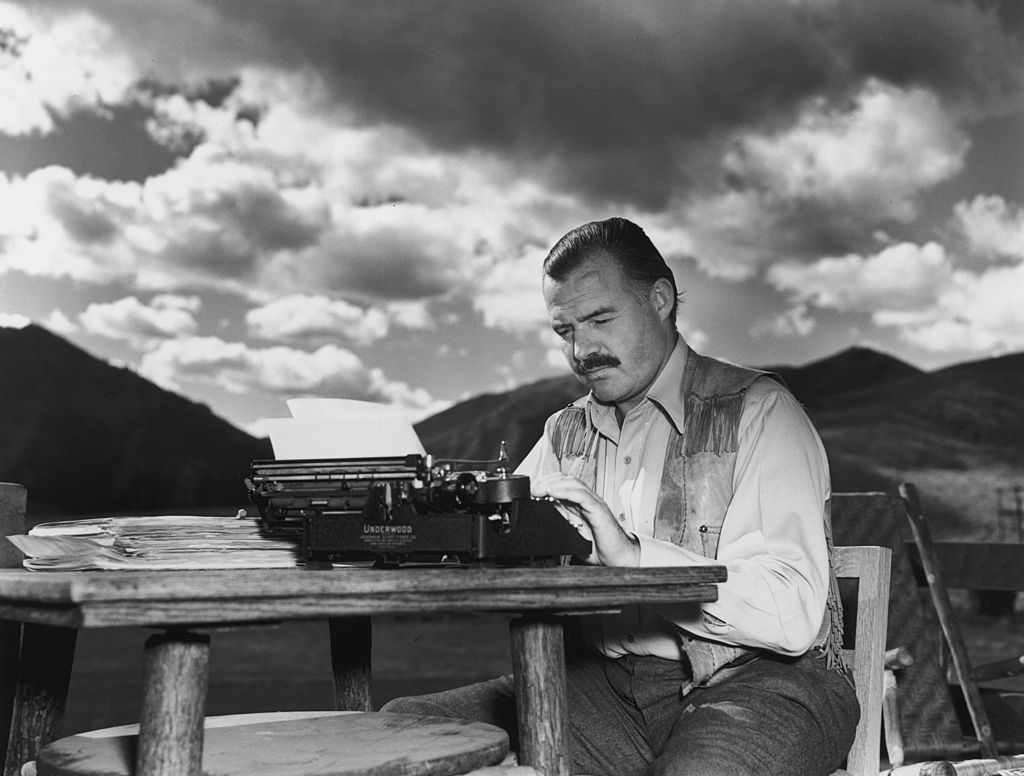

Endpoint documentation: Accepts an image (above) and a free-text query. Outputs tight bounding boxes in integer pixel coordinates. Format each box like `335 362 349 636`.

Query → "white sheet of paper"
266 399 425 459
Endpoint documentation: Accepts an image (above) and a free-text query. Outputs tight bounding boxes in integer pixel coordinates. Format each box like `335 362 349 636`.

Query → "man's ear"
648 278 675 322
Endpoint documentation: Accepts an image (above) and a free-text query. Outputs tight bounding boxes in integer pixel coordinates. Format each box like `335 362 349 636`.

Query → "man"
383 217 859 776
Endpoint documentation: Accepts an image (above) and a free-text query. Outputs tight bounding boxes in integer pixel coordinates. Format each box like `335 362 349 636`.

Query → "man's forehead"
543 252 625 295
543 256 631 318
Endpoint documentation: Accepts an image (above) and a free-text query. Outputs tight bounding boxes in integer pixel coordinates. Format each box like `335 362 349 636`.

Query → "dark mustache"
575 354 621 374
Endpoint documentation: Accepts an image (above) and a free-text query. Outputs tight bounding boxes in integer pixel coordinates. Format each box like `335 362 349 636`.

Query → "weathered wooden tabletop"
0 564 726 628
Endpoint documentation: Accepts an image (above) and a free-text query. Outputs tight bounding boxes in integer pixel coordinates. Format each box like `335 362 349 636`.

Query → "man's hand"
531 472 640 567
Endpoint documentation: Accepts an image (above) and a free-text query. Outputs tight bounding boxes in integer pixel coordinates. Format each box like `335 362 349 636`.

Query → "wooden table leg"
2 623 77 776
136 629 210 776
328 616 372 711
510 616 571 776
0 621 19 771
0 482 26 773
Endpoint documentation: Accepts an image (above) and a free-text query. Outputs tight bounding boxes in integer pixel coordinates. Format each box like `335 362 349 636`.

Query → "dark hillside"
0 324 270 514
807 352 1024 537
766 346 923 408
416 374 584 467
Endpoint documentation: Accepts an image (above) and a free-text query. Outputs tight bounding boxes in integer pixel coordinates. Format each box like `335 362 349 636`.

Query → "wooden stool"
34 711 509 776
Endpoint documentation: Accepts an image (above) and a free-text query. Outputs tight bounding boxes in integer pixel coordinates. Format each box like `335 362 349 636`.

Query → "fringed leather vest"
549 348 846 688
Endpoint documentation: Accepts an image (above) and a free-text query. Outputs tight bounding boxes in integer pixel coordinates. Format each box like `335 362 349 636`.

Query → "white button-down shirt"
517 340 832 659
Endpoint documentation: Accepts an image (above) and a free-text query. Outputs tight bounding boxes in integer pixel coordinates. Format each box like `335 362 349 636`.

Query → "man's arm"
636 382 832 655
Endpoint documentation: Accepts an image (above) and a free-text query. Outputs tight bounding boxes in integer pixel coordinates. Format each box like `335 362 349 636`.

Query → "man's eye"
593 319 610 326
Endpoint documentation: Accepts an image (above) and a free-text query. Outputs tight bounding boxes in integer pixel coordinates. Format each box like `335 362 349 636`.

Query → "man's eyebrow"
579 305 616 322
550 305 617 330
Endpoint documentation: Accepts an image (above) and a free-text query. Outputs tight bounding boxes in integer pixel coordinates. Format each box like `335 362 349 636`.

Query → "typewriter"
245 445 592 567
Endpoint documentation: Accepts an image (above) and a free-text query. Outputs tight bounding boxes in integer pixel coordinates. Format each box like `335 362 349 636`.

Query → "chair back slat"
835 544 892 776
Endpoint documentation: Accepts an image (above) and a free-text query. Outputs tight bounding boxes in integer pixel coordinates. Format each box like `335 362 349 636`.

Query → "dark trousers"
381 648 859 776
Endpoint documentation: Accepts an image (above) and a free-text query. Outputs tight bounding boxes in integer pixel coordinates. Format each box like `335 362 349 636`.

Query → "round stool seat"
36 711 509 776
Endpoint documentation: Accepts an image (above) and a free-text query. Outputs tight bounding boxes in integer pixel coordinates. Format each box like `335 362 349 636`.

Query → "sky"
0 0 1022 437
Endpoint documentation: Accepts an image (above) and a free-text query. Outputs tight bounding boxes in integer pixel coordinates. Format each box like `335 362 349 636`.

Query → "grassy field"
61 612 517 735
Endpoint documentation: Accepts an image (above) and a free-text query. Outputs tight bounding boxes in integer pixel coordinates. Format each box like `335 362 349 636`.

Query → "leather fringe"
551 406 589 460
683 392 745 455
822 535 848 673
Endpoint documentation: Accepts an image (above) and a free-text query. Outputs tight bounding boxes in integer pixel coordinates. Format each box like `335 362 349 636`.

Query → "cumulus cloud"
0 312 30 328
0 4 138 134
682 80 970 278
750 303 817 339
246 295 390 346
78 295 200 344
472 250 549 335
768 241 956 312
138 335 446 417
768 229 1024 357
952 195 1024 262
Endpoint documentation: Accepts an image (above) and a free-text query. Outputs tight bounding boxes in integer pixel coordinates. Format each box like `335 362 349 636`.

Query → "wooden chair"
832 545 893 776
832 491 966 763
897 483 1024 760
834 484 1024 776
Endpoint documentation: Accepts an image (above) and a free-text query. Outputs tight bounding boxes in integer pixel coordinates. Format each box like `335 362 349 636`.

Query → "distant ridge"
0 324 270 514
764 346 923 408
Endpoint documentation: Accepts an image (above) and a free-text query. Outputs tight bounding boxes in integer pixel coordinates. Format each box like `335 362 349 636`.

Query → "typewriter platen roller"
245 446 592 567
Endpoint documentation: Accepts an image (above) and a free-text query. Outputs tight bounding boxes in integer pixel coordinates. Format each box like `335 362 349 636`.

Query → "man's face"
544 252 673 415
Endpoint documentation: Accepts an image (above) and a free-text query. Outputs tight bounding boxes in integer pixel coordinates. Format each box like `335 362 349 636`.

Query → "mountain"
414 374 584 465
762 346 923 409
0 324 271 515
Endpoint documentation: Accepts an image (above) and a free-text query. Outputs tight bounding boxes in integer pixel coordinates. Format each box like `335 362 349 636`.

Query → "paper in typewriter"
265 398 426 459
7 515 303 571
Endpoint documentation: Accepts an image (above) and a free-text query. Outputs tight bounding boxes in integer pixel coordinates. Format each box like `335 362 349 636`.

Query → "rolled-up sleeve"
636 382 831 655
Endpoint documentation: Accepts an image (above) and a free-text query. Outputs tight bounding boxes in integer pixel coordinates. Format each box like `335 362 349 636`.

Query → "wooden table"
0 564 725 776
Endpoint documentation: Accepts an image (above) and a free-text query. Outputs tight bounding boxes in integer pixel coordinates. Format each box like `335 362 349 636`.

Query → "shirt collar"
585 337 689 438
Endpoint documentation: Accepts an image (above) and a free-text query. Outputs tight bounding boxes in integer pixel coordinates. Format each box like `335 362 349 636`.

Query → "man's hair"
543 217 679 321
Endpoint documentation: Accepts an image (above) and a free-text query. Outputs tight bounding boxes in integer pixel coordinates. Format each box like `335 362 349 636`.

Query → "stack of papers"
7 515 303 571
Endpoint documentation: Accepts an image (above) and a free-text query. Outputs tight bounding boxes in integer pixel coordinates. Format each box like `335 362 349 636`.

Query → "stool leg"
2 624 76 776
136 630 210 776
328 616 372 711
510 616 570 776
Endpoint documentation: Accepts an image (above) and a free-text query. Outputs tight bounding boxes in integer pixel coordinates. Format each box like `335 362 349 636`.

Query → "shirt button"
623 455 632 464
626 634 635 643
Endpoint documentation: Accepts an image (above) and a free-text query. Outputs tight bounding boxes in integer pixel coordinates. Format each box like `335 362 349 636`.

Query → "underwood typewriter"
245 445 591 567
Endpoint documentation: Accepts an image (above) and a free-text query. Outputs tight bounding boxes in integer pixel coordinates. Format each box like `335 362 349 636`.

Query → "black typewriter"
245 445 592 567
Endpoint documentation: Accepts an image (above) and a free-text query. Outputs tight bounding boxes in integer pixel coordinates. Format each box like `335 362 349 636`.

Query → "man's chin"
577 374 620 402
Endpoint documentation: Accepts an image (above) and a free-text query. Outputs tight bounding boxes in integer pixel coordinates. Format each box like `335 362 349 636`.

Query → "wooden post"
0 483 25 776
3 624 77 776
0 484 26 570
510 616 570 776
136 630 210 776
328 616 372 711
883 668 906 767
899 483 997 759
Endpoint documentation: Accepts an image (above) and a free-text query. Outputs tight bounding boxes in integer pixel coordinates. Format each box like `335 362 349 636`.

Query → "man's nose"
572 330 598 362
